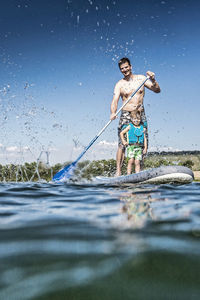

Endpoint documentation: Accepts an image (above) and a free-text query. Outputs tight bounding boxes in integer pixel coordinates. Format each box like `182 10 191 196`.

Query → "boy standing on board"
120 112 147 175
110 57 161 176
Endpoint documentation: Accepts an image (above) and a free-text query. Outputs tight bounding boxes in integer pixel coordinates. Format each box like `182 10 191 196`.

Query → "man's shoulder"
116 78 124 86
114 79 124 90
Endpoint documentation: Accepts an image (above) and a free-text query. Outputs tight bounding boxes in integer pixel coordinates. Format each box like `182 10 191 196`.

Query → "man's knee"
118 144 126 152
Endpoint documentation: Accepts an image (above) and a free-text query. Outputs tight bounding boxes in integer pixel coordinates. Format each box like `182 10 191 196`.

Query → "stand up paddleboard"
94 166 194 185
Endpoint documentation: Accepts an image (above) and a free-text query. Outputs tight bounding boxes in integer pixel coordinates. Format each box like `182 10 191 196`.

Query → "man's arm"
110 82 121 120
144 71 161 93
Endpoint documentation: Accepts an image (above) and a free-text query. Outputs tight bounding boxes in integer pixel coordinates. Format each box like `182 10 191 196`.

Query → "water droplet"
53 123 60 129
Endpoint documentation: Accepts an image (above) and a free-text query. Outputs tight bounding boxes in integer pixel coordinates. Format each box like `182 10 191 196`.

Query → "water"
0 181 200 299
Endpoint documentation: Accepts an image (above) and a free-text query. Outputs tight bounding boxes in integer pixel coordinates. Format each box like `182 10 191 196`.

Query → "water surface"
0 182 200 299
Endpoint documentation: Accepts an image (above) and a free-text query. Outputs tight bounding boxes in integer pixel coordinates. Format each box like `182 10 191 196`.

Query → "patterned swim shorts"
118 109 148 150
127 145 142 160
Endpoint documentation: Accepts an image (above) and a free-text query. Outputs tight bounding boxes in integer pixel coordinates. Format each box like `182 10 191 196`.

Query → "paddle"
53 76 150 182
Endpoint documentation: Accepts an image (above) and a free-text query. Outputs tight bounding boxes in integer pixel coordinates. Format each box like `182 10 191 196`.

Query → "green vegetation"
0 152 199 182
145 152 199 170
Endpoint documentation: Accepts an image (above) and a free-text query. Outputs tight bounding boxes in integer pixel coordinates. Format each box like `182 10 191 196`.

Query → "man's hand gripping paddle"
53 76 150 183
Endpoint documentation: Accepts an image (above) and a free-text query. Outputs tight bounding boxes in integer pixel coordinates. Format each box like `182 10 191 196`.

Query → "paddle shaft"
74 76 150 164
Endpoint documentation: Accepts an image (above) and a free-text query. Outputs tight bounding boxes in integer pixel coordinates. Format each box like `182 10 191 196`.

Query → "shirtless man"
110 57 161 176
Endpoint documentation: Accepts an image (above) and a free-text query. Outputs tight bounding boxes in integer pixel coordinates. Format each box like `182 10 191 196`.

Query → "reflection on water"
121 191 154 227
0 182 200 299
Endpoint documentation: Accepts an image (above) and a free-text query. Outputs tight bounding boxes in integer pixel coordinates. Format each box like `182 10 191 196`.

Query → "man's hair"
118 57 131 68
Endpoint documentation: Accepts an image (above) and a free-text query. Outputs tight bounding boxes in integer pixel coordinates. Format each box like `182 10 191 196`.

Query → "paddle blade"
52 162 77 183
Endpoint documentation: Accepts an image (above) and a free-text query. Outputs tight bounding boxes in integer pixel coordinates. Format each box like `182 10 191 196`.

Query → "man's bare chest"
120 80 144 97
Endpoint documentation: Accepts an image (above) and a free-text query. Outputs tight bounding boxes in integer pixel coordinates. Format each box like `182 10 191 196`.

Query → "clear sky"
0 0 200 165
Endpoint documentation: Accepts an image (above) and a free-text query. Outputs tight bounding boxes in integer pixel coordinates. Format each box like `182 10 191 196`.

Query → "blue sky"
0 0 200 164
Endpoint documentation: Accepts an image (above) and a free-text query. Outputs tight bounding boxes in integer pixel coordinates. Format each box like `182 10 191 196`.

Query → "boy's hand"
143 148 147 155
122 141 128 146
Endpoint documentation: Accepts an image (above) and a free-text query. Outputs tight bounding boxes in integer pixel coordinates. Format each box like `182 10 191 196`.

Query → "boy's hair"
118 57 131 68
130 111 141 121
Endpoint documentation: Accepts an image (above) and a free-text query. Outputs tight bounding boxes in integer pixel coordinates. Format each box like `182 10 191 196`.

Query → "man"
110 57 161 176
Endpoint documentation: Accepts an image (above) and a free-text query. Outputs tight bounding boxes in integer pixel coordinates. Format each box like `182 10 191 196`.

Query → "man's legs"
115 146 125 176
140 109 148 170
116 111 131 177
141 109 148 146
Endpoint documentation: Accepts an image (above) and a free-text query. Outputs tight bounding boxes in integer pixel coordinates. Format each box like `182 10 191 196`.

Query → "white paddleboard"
94 166 194 185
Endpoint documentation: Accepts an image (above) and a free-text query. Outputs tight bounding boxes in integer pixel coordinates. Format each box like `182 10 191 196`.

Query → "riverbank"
0 151 199 182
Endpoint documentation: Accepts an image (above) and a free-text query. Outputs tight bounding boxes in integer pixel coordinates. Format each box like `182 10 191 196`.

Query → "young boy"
120 112 147 175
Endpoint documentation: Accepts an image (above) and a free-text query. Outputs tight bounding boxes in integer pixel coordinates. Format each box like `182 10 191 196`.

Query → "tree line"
0 155 196 182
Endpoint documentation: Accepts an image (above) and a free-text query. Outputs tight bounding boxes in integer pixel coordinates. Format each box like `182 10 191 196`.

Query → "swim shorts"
118 109 148 150
127 145 142 160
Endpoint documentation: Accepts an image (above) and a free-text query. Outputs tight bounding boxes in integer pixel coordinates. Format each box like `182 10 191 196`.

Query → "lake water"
0 181 200 299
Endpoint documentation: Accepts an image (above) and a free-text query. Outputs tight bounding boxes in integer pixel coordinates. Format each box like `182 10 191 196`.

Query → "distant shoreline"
148 150 200 156
0 151 199 182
